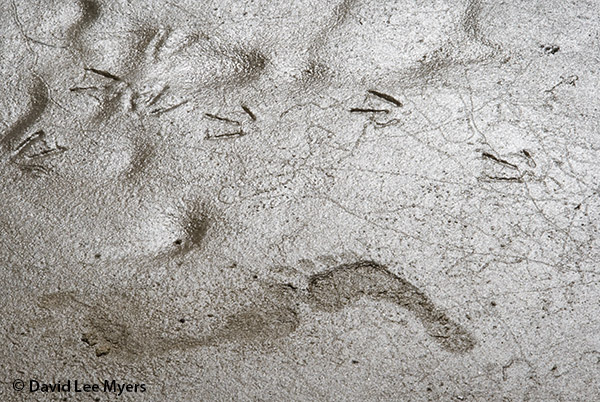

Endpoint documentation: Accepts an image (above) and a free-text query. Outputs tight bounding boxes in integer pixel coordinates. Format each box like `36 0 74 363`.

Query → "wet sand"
1 0 600 400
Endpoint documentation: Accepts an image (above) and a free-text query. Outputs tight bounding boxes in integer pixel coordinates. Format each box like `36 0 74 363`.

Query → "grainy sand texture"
1 0 600 400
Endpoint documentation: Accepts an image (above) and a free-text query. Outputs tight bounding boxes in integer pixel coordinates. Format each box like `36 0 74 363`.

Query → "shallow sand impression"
1 0 600 400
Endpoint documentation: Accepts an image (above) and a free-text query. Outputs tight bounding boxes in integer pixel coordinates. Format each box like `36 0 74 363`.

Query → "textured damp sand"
1 0 600 400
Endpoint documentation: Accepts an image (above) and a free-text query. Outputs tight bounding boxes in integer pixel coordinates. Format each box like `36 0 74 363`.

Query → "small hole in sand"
174 239 183 246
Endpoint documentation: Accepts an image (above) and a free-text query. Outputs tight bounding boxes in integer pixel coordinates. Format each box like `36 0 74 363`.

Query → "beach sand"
1 0 600 400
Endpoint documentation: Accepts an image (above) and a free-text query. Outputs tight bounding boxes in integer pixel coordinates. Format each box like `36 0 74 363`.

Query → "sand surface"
1 0 600 400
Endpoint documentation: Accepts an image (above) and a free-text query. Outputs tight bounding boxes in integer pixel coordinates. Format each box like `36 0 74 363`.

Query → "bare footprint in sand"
38 260 475 359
